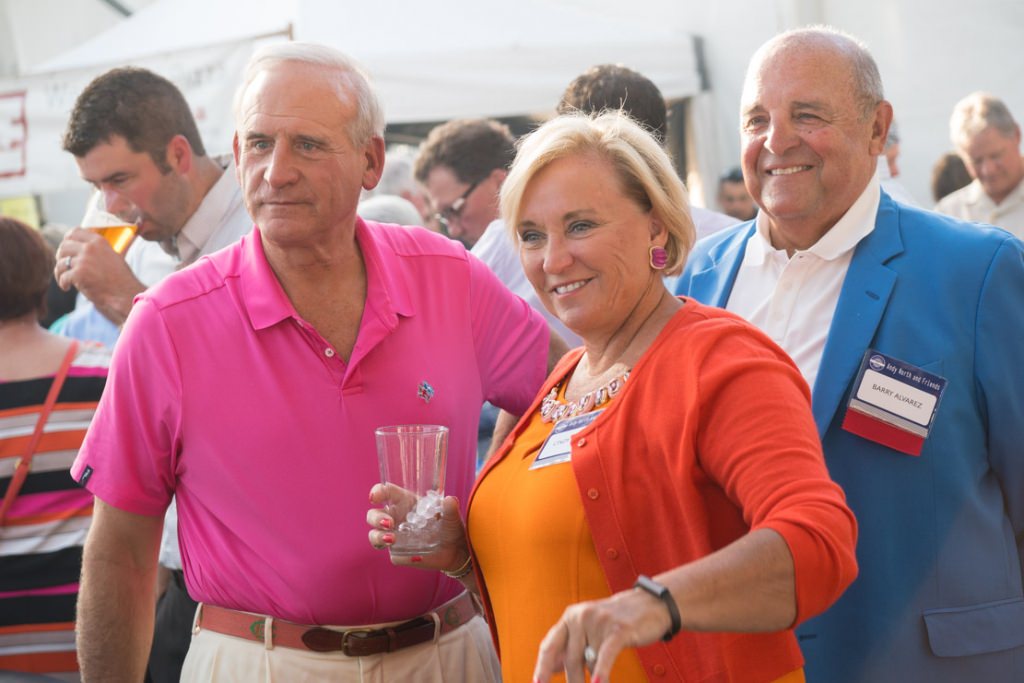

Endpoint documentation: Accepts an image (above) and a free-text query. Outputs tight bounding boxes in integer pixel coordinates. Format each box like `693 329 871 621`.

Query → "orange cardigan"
468 299 858 682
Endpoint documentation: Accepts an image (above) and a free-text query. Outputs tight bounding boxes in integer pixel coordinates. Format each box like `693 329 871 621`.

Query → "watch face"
635 574 667 596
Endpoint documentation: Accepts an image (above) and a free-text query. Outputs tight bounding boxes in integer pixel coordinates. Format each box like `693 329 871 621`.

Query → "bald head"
739 27 892 251
746 28 884 121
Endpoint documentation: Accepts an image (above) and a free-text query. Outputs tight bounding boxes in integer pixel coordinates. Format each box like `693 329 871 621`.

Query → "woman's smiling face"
516 152 664 341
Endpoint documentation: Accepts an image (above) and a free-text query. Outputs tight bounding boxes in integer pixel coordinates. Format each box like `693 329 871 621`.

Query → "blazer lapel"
687 224 756 307
812 194 904 435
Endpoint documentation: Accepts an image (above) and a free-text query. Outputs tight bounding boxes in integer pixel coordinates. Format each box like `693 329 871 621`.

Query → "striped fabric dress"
0 343 110 682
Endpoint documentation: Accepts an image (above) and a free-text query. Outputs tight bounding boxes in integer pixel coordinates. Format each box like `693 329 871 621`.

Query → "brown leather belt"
194 592 478 657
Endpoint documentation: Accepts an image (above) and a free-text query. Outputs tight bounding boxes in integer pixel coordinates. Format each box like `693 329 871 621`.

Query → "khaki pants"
180 613 500 682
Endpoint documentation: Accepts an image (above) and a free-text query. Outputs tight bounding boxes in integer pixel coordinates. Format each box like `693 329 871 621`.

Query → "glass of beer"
82 193 138 255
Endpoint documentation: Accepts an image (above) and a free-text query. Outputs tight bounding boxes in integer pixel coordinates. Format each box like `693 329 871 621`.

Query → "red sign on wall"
0 91 27 179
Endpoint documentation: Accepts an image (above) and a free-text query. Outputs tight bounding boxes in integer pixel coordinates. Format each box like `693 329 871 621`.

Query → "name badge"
530 410 603 470
842 350 947 456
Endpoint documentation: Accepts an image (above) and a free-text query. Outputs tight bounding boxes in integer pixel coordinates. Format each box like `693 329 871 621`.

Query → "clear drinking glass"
375 425 449 556
82 193 138 254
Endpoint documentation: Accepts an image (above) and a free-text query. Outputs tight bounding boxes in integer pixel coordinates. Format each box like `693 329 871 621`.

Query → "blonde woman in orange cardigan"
368 113 857 683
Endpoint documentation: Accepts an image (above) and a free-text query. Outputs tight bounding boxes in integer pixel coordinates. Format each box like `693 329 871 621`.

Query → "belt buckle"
300 626 349 653
339 627 376 656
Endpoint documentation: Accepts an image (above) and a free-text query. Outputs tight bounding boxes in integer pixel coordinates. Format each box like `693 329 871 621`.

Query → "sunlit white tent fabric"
0 0 700 197
29 0 296 74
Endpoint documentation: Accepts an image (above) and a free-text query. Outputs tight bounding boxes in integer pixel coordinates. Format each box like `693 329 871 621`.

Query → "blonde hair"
950 92 1019 149
500 111 695 273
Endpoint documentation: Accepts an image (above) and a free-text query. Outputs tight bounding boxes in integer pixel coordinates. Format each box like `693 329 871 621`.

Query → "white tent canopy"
1 0 700 198
29 0 294 74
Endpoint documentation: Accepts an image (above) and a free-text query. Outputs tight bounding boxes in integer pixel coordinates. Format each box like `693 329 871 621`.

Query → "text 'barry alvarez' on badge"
842 350 948 456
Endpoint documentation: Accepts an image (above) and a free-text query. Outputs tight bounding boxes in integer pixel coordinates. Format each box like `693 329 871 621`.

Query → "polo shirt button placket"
324 347 336 358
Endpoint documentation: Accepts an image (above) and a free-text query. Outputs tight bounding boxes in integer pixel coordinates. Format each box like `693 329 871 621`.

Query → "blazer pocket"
923 597 1024 656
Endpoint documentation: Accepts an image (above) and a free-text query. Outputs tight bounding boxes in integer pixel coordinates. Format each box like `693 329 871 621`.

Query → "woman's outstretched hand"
533 587 672 683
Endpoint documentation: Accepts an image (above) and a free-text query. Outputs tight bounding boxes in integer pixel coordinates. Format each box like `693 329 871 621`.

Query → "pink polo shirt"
72 220 548 625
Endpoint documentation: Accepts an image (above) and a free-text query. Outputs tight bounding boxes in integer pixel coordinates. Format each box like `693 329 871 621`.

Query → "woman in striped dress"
0 218 110 681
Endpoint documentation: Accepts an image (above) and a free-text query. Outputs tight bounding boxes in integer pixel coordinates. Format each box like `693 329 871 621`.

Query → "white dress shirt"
472 219 581 347
877 156 918 207
726 174 881 390
168 157 252 266
692 205 742 240
935 177 1024 240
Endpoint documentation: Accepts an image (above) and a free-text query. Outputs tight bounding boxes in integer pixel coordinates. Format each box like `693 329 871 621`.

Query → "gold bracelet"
442 553 474 579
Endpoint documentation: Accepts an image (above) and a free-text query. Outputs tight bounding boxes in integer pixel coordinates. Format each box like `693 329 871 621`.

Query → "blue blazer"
678 193 1024 682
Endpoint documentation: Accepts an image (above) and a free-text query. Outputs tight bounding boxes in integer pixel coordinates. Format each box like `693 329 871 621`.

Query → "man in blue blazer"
677 28 1024 682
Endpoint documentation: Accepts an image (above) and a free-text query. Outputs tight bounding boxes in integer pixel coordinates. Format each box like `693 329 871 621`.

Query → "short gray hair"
364 145 421 199
950 92 1019 148
358 195 423 227
752 26 884 119
234 41 385 146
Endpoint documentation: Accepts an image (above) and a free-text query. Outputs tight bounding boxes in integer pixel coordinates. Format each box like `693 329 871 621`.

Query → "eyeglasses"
433 179 481 235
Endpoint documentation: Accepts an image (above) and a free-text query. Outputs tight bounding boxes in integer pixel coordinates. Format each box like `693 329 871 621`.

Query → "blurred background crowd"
1 1 1023 681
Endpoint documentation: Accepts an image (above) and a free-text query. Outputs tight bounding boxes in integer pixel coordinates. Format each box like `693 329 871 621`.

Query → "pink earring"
649 245 668 270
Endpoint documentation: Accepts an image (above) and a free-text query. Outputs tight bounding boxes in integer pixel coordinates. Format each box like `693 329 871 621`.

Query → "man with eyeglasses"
415 118 580 346
414 118 511 249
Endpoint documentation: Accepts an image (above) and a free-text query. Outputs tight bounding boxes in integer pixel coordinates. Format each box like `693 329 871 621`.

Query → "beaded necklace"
539 370 630 423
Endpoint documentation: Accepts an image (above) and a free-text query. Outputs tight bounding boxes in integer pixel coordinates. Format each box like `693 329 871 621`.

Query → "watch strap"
634 574 682 641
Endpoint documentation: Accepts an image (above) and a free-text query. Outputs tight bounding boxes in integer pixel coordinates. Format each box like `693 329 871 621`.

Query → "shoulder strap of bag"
0 340 79 526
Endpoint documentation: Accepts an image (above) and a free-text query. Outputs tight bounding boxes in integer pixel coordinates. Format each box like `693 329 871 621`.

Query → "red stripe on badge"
842 407 925 456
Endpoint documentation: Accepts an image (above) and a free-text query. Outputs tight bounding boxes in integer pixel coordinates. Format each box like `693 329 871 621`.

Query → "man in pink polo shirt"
71 42 561 681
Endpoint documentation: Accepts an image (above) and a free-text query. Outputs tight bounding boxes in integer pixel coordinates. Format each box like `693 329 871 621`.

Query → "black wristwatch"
634 574 682 641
